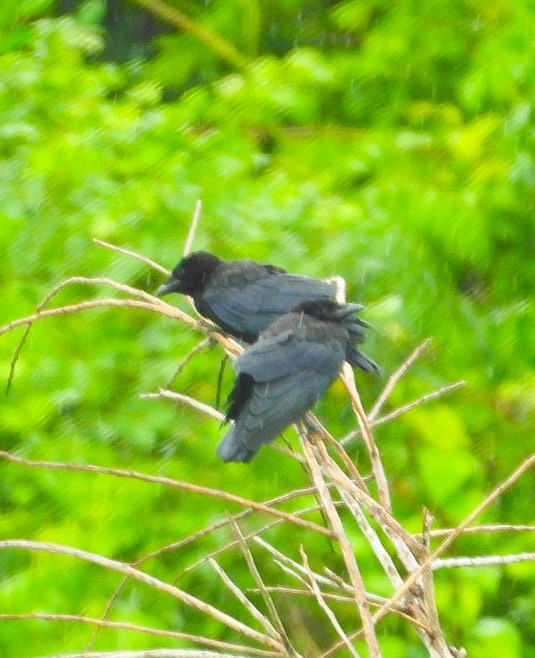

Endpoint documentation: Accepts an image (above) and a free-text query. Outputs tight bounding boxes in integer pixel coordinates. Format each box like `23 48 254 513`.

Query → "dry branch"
370 452 535 626
0 451 332 538
300 546 360 658
0 614 278 656
230 519 299 658
432 553 535 569
300 434 381 657
0 540 280 649
1 234 532 658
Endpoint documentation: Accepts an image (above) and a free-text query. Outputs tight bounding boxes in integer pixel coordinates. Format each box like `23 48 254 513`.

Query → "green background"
0 1 533 656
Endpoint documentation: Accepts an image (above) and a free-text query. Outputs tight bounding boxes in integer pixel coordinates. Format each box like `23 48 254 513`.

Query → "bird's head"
156 251 221 297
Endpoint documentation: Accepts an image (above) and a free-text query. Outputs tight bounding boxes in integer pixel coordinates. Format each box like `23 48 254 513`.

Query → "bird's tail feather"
216 426 258 463
347 347 380 373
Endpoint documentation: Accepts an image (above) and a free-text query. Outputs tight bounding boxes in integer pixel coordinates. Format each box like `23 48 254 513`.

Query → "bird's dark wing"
234 329 344 382
202 274 334 340
218 331 344 462
218 368 334 462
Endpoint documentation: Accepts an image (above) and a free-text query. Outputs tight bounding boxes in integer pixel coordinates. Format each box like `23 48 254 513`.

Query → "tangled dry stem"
1 210 533 658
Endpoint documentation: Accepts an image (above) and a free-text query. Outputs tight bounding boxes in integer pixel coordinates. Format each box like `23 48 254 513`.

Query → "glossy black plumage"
217 299 379 463
156 251 335 342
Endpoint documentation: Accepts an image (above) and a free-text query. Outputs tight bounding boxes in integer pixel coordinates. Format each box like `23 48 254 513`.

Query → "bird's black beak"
155 276 180 297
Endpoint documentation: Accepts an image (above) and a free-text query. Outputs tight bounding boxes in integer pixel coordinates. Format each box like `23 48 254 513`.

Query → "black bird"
217 299 379 463
156 251 335 342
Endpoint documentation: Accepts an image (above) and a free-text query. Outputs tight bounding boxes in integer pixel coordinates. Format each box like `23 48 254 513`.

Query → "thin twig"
0 540 280 649
300 546 360 658
249 588 429 630
418 509 454 657
92 239 170 275
341 362 392 513
300 435 381 658
0 614 278 656
184 200 203 256
432 553 535 569
40 651 275 658
341 381 466 446
230 519 299 658
0 299 183 336
368 339 431 422
141 389 225 421
272 559 310 588
138 486 327 565
251 587 355 604
372 381 467 429
1 290 242 359
420 524 535 538
163 502 340 581
209 559 281 644
6 275 168 393
331 276 391 512
142 390 303 462
371 452 535 625
254 538 337 591
164 337 213 388
0 451 333 538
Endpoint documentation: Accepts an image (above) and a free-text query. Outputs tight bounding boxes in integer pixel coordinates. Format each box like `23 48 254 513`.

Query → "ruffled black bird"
217 299 379 463
156 251 335 343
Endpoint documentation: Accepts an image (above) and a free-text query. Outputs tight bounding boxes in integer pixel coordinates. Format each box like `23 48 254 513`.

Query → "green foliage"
1 1 534 656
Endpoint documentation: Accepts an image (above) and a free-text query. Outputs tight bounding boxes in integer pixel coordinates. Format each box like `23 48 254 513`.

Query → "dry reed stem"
141 389 226 421
368 339 431 422
250 589 429 631
209 559 281 644
417 511 455 658
229 520 300 658
422 524 535 538
304 413 368 488
0 540 279 649
337 489 404 589
299 547 360 658
0 614 279 656
45 649 274 658
0 451 333 538
432 553 535 569
184 200 203 256
341 380 466 446
300 434 381 657
371 452 535 625
164 337 213 388
92 239 171 275
319 452 425 558
313 440 443 655
2 232 531 657
301 414 426 616
340 363 392 512
332 276 392 512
